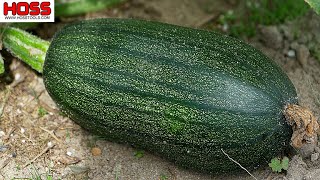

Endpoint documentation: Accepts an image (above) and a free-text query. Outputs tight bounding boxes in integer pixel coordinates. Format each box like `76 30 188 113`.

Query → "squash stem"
0 54 4 74
0 27 50 73
284 104 319 149
55 0 127 17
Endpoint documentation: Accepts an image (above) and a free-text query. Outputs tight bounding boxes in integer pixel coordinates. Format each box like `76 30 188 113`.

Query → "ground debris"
91 147 102 156
259 25 283 49
23 143 55 168
286 156 307 180
57 155 81 165
311 152 319 162
0 157 10 170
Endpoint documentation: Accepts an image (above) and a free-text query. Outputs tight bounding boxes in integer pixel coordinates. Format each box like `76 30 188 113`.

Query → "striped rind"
43 19 297 173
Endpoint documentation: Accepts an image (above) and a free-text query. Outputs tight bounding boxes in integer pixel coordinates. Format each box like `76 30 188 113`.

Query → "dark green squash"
43 18 297 173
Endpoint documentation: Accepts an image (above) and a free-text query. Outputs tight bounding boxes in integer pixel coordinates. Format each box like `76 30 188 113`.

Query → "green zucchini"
43 18 298 173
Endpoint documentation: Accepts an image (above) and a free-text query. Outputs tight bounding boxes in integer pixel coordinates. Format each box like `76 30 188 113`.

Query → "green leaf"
134 150 144 158
281 157 289 170
269 157 290 173
269 158 283 172
38 107 48 117
160 174 168 180
0 54 4 74
305 0 320 14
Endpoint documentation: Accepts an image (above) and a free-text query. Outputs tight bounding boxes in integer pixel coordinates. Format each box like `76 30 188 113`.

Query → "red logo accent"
4 1 51 16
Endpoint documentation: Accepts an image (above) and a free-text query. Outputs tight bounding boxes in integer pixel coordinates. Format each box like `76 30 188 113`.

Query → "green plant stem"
0 54 4 74
55 0 127 17
1 27 49 73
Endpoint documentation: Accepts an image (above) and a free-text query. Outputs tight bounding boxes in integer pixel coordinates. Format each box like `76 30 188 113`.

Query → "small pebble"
91 147 102 156
0 131 5 137
11 152 17 158
222 24 229 32
47 141 53 147
311 153 319 162
21 139 26 143
287 50 296 58
67 151 73 156
14 73 21 81
20 128 25 134
0 145 7 152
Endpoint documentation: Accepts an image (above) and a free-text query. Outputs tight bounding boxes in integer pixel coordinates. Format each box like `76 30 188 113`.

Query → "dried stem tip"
284 104 319 149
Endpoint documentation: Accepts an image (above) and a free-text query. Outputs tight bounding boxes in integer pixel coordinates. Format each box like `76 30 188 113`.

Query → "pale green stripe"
0 54 4 74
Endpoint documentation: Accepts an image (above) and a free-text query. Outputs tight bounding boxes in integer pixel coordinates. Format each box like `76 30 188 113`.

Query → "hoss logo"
0 0 54 22
4 1 51 16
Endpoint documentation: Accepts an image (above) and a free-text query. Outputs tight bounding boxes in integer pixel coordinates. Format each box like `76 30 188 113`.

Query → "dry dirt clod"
284 104 319 149
58 155 81 165
286 156 307 180
280 24 294 41
304 169 320 180
69 165 90 174
91 147 102 156
290 42 299 50
300 143 317 158
296 45 310 67
289 42 310 67
311 153 319 162
259 25 283 49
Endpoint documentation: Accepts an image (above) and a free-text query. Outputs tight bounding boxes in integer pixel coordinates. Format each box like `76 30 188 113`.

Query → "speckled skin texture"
43 18 297 173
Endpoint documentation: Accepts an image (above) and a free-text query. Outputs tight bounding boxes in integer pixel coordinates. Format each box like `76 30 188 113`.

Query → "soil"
1 0 320 179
